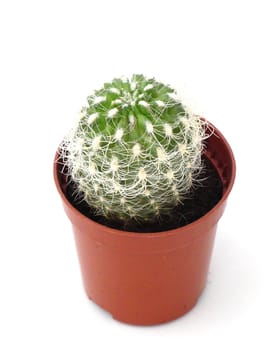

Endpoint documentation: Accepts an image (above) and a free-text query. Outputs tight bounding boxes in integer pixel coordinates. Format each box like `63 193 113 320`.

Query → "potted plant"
54 74 236 325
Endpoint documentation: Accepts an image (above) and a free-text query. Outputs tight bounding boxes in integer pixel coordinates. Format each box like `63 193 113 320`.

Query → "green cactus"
60 74 207 226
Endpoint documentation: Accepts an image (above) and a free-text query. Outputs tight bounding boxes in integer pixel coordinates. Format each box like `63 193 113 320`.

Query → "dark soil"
62 156 223 233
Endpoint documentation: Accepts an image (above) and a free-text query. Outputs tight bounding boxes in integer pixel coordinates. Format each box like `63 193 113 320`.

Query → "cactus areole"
60 75 209 228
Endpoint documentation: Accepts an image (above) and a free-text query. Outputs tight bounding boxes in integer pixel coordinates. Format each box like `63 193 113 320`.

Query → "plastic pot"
54 121 236 325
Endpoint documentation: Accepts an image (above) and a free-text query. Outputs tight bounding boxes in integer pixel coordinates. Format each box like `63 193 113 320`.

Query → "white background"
0 0 272 349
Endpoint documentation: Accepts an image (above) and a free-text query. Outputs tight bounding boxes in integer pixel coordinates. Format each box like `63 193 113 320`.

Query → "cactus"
60 74 207 226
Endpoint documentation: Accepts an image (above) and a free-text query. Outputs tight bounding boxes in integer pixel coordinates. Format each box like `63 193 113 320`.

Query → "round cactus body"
61 74 207 226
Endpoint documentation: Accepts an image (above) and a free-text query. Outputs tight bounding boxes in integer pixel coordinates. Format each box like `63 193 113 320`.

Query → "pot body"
54 122 236 325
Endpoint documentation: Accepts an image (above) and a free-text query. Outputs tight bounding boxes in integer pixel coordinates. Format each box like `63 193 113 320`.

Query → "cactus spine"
60 74 207 226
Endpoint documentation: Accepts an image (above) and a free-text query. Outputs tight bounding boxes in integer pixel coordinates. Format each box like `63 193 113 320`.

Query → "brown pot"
53 122 236 325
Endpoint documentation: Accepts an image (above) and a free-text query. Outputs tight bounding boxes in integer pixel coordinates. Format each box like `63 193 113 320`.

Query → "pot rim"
54 120 236 238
